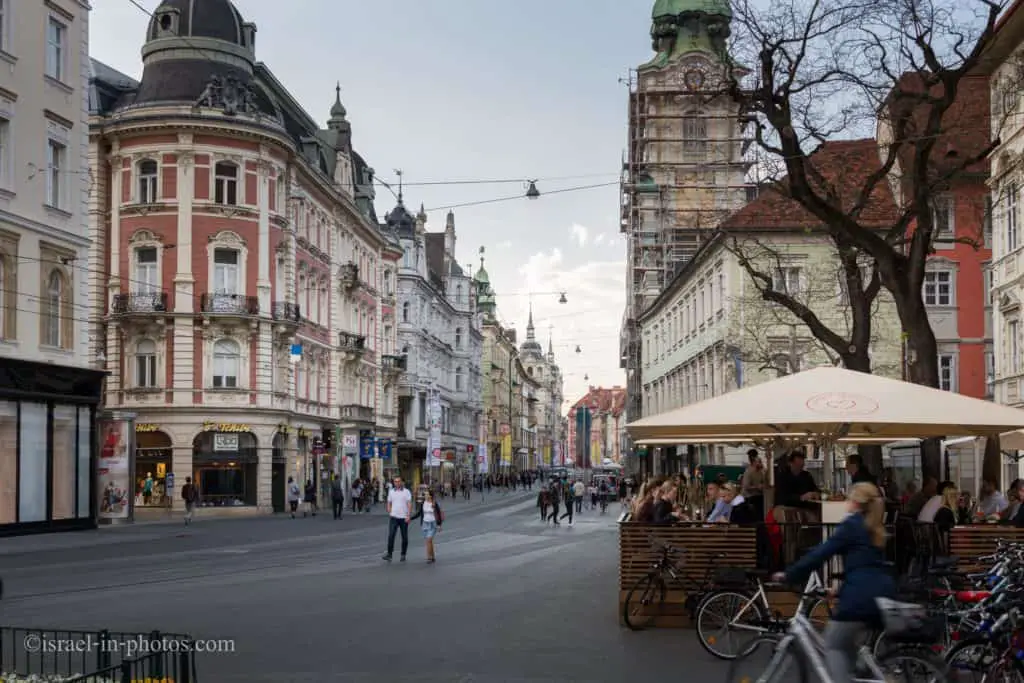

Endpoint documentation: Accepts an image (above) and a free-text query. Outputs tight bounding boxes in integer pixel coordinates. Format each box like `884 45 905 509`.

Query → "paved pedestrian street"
0 493 719 681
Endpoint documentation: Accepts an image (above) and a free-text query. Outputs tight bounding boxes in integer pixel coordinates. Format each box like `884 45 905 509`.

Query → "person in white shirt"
977 479 1009 519
383 476 413 562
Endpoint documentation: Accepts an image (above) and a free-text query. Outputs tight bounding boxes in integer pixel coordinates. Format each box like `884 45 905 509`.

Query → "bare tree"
723 0 1004 479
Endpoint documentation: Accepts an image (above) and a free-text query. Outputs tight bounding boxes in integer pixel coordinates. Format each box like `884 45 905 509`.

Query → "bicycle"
622 536 724 631
727 583 949 683
695 569 833 660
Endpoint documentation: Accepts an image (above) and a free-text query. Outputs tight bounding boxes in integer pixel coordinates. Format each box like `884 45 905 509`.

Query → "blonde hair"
941 486 959 511
721 482 737 494
849 482 885 548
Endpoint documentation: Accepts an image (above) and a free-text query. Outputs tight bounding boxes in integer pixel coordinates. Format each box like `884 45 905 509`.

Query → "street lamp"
525 180 541 200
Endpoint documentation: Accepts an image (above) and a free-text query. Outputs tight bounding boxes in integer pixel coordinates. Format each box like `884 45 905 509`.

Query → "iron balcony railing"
339 332 366 352
271 301 301 322
382 354 407 372
340 404 374 422
200 292 259 316
111 292 168 314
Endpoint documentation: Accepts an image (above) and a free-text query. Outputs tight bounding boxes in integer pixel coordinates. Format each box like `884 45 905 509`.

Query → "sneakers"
382 554 392 562
400 555 407 562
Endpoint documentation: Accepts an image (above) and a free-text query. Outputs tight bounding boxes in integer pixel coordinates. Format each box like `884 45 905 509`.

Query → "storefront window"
0 400 16 524
136 430 173 507
77 406 91 518
19 402 47 522
193 431 258 506
52 405 76 520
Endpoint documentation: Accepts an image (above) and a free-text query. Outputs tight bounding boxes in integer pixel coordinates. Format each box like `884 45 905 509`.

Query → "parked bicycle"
726 582 948 683
695 568 833 660
622 536 725 631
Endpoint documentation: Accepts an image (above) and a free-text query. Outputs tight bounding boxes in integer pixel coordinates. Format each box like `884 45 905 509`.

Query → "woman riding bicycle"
772 482 895 682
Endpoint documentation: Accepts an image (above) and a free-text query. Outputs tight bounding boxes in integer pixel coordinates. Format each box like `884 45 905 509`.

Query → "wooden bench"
949 525 1024 569
619 523 804 628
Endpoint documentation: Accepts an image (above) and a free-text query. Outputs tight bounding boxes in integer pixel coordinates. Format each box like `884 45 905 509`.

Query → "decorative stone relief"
194 74 259 117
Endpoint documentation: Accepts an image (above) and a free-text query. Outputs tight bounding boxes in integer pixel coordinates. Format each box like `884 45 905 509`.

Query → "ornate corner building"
389 203 483 486
87 0 401 513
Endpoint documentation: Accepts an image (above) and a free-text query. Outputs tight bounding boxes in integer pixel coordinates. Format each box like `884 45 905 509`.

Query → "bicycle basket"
876 597 944 643
712 567 748 587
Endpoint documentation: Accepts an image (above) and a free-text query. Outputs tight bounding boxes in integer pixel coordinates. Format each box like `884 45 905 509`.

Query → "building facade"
0 0 104 535
391 203 482 486
567 387 627 467
88 0 396 514
620 0 749 426
638 141 904 471
475 254 565 472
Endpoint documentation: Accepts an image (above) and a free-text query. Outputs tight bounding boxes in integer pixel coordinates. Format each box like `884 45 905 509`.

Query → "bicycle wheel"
695 589 768 660
726 636 808 683
806 596 832 633
623 573 666 631
878 644 951 682
945 638 1003 683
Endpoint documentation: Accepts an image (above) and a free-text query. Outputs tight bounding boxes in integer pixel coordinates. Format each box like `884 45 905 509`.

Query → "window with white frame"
42 269 64 347
923 270 953 306
772 267 801 295
0 117 9 187
931 195 955 240
212 339 240 388
46 139 64 209
938 354 956 391
46 17 66 82
1007 183 1019 252
983 265 994 306
137 159 158 203
213 162 238 205
986 351 995 391
455 327 463 349
717 271 725 312
0 1 6 53
1010 320 1020 374
402 301 410 322
135 339 158 388
134 246 158 294
212 248 239 294
456 367 464 392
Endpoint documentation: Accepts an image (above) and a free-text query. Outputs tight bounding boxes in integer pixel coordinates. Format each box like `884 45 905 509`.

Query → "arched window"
214 162 238 205
383 270 392 296
455 284 463 304
402 301 410 323
42 270 64 347
136 339 157 387
455 327 463 349
682 110 707 156
319 278 328 325
137 159 158 203
212 339 240 388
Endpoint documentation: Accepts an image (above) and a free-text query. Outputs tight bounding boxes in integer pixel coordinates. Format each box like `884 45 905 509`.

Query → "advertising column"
96 411 136 525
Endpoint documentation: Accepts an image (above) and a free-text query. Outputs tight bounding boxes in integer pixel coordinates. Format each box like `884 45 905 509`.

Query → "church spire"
527 303 535 340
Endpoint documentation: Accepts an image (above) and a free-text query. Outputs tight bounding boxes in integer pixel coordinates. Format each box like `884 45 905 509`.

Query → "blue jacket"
784 512 894 623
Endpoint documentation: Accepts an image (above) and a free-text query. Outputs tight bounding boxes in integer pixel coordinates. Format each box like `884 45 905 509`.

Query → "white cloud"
570 223 589 247
490 248 626 413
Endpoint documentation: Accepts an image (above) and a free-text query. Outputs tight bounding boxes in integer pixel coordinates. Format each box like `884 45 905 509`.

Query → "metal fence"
0 627 197 682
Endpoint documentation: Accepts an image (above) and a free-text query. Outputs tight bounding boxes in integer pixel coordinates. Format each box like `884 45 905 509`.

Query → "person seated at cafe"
719 482 758 525
706 482 730 522
977 479 1009 519
775 450 820 510
905 477 937 518
845 453 876 485
1004 479 1023 522
653 482 683 524
917 480 955 522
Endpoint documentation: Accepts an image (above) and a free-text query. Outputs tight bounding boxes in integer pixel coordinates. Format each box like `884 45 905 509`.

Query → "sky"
89 0 658 412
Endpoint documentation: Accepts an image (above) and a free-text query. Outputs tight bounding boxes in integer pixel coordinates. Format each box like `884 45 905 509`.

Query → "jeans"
824 620 866 682
561 502 574 523
387 517 409 557
332 499 344 519
576 498 583 513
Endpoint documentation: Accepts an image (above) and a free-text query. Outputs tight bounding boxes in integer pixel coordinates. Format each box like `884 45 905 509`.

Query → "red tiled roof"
570 386 626 417
720 139 899 231
882 73 991 178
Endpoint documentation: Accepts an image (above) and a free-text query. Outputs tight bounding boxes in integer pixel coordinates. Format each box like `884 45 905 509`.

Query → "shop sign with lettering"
202 421 251 433
135 423 161 433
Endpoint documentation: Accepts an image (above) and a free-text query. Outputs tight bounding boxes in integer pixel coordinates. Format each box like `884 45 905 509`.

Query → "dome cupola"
144 0 257 73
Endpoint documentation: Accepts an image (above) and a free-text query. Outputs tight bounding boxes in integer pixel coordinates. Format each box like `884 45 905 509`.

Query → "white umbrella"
998 429 1024 451
627 366 1024 441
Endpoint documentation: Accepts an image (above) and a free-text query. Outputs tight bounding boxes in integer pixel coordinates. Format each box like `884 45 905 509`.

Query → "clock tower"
619 0 750 423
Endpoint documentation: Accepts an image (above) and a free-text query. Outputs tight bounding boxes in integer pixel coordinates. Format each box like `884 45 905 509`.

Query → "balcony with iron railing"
340 403 375 423
271 301 301 323
111 292 168 315
339 332 367 356
200 293 259 316
382 354 407 373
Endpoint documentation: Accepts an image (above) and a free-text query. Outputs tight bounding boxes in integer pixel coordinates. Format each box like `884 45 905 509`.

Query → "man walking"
331 475 344 520
383 476 412 562
181 476 199 525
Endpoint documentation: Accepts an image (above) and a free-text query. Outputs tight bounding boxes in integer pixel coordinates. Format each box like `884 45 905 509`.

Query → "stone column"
254 425 276 513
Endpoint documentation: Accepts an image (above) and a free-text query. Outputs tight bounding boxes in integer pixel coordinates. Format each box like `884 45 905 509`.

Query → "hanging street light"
575 345 581 354
525 180 541 200
558 292 567 304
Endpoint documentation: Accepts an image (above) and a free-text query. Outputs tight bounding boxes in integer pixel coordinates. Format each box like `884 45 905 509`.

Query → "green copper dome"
653 0 731 19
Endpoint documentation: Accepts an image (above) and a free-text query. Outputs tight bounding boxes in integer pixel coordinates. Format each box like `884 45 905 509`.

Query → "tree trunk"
895 291 942 482
983 436 1003 490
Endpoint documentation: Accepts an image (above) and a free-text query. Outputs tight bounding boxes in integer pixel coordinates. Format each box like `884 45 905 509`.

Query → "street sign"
165 472 175 492
343 434 357 448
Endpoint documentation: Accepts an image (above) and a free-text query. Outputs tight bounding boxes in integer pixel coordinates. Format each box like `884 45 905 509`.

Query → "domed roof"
148 0 252 48
653 0 731 19
386 201 416 237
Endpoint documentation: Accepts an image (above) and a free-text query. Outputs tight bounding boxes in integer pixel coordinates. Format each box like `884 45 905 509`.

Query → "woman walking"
411 489 444 563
